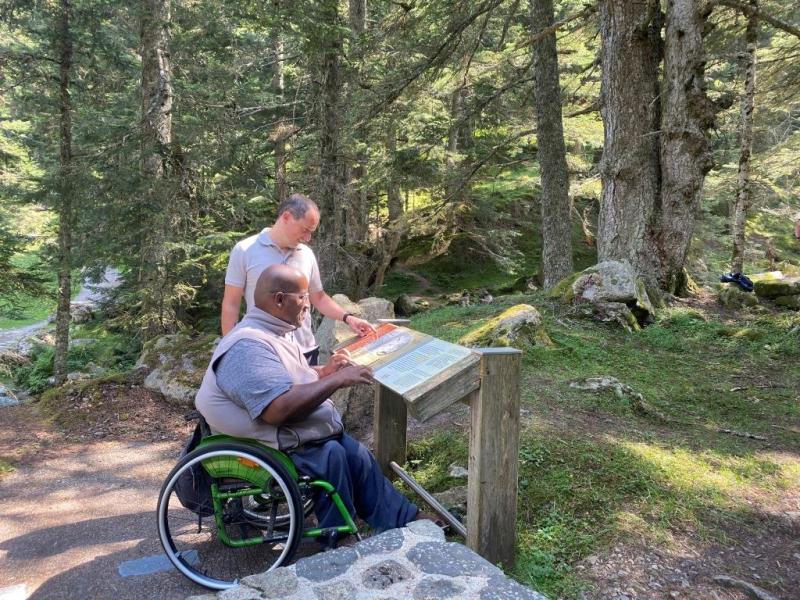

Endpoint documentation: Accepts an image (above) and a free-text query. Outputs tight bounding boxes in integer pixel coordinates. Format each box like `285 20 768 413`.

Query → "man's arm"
261 365 373 426
310 289 376 336
221 285 244 336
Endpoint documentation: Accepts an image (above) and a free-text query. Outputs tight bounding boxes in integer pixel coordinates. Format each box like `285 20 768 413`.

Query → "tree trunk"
272 31 288 204
371 119 405 291
530 0 573 288
53 0 74 385
316 0 372 298
731 0 758 274
315 0 353 294
597 0 661 282
139 0 175 337
656 0 714 294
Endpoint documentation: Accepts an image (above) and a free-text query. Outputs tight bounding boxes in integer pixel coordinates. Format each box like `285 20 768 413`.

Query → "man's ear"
274 291 284 306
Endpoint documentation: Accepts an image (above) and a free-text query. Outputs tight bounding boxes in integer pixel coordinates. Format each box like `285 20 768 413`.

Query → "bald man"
196 264 420 535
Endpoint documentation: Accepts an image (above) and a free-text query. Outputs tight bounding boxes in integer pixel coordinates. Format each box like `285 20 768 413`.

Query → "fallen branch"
718 428 767 441
713 575 778 600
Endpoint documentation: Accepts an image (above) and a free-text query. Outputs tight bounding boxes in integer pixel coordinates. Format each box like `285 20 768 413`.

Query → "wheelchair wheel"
157 441 304 590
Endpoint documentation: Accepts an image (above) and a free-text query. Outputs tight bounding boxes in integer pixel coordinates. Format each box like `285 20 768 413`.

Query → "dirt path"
0 393 205 599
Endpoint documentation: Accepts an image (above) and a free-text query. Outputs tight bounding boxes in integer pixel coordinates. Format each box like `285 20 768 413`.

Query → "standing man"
221 194 374 364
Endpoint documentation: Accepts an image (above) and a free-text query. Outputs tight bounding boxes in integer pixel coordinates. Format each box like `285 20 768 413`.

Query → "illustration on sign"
337 324 474 395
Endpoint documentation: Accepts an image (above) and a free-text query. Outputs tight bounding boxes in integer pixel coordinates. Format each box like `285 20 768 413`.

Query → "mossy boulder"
749 270 785 283
136 332 218 406
395 294 433 317
553 261 655 326
458 304 552 348
775 295 800 310
718 283 759 308
754 276 800 298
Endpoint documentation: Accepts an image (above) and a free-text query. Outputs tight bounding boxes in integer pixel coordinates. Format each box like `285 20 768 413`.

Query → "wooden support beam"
373 385 407 479
467 347 522 568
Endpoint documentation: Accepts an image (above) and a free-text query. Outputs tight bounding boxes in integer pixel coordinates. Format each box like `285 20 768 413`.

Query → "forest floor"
0 293 798 600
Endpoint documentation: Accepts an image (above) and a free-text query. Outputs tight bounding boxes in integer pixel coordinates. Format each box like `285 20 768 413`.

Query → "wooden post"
373 385 407 479
467 348 521 568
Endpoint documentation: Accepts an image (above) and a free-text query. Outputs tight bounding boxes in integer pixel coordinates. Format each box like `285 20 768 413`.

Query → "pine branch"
713 0 800 39
514 3 598 50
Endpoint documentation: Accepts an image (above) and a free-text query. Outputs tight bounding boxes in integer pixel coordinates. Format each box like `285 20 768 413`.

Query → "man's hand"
346 315 376 336
332 364 374 387
317 349 352 378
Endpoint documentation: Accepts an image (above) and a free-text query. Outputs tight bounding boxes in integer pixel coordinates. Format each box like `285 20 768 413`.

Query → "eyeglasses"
271 291 310 301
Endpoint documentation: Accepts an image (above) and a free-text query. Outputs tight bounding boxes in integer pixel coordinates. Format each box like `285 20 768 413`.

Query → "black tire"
157 441 304 590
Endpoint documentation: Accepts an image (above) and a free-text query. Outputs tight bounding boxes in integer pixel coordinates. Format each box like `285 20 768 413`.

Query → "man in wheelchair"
196 264 421 536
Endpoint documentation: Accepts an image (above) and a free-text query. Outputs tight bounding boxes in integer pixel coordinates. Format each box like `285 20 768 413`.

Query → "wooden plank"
467 348 522 568
402 352 481 421
373 385 407 479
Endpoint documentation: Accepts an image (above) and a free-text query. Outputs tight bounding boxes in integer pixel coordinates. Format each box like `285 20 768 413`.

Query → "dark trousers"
290 433 418 532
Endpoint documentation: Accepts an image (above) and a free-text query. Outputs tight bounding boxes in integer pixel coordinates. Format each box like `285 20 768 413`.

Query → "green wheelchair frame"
156 433 360 590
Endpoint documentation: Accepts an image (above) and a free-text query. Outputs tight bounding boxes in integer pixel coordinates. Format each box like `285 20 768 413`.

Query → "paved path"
0 268 120 352
0 437 205 599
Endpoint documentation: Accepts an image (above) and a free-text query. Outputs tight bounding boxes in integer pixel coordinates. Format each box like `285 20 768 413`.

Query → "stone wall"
187 521 546 600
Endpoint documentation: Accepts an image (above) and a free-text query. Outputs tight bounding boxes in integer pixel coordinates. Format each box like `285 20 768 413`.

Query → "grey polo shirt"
215 339 293 420
225 228 323 352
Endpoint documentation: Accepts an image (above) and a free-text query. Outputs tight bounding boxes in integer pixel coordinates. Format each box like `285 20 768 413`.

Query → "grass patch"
408 295 799 597
0 458 15 479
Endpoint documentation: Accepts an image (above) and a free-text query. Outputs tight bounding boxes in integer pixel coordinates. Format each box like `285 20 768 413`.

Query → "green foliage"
13 325 140 393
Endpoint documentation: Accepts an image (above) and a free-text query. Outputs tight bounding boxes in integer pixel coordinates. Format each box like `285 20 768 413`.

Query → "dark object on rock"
720 272 754 292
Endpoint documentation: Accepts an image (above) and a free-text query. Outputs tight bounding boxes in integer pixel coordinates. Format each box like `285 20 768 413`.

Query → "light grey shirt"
225 228 323 352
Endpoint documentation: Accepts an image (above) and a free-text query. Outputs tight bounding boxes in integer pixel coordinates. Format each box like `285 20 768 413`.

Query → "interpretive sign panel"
337 323 481 420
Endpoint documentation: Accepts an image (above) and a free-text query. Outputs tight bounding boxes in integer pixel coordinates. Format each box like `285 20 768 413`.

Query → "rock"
241 569 298 597
362 560 413 590
432 485 468 518
754 276 800 298
577 301 641 332
458 304 551 348
447 463 468 478
70 301 94 324
317 294 394 439
294 546 358 582
719 283 759 308
395 293 430 317
492 275 539 295
570 376 668 421
136 332 218 406
774 295 800 310
206 521 547 600
554 261 655 325
69 337 98 348
0 384 20 407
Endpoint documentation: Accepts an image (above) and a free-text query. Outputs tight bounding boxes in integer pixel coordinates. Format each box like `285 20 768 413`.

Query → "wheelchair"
156 417 360 590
